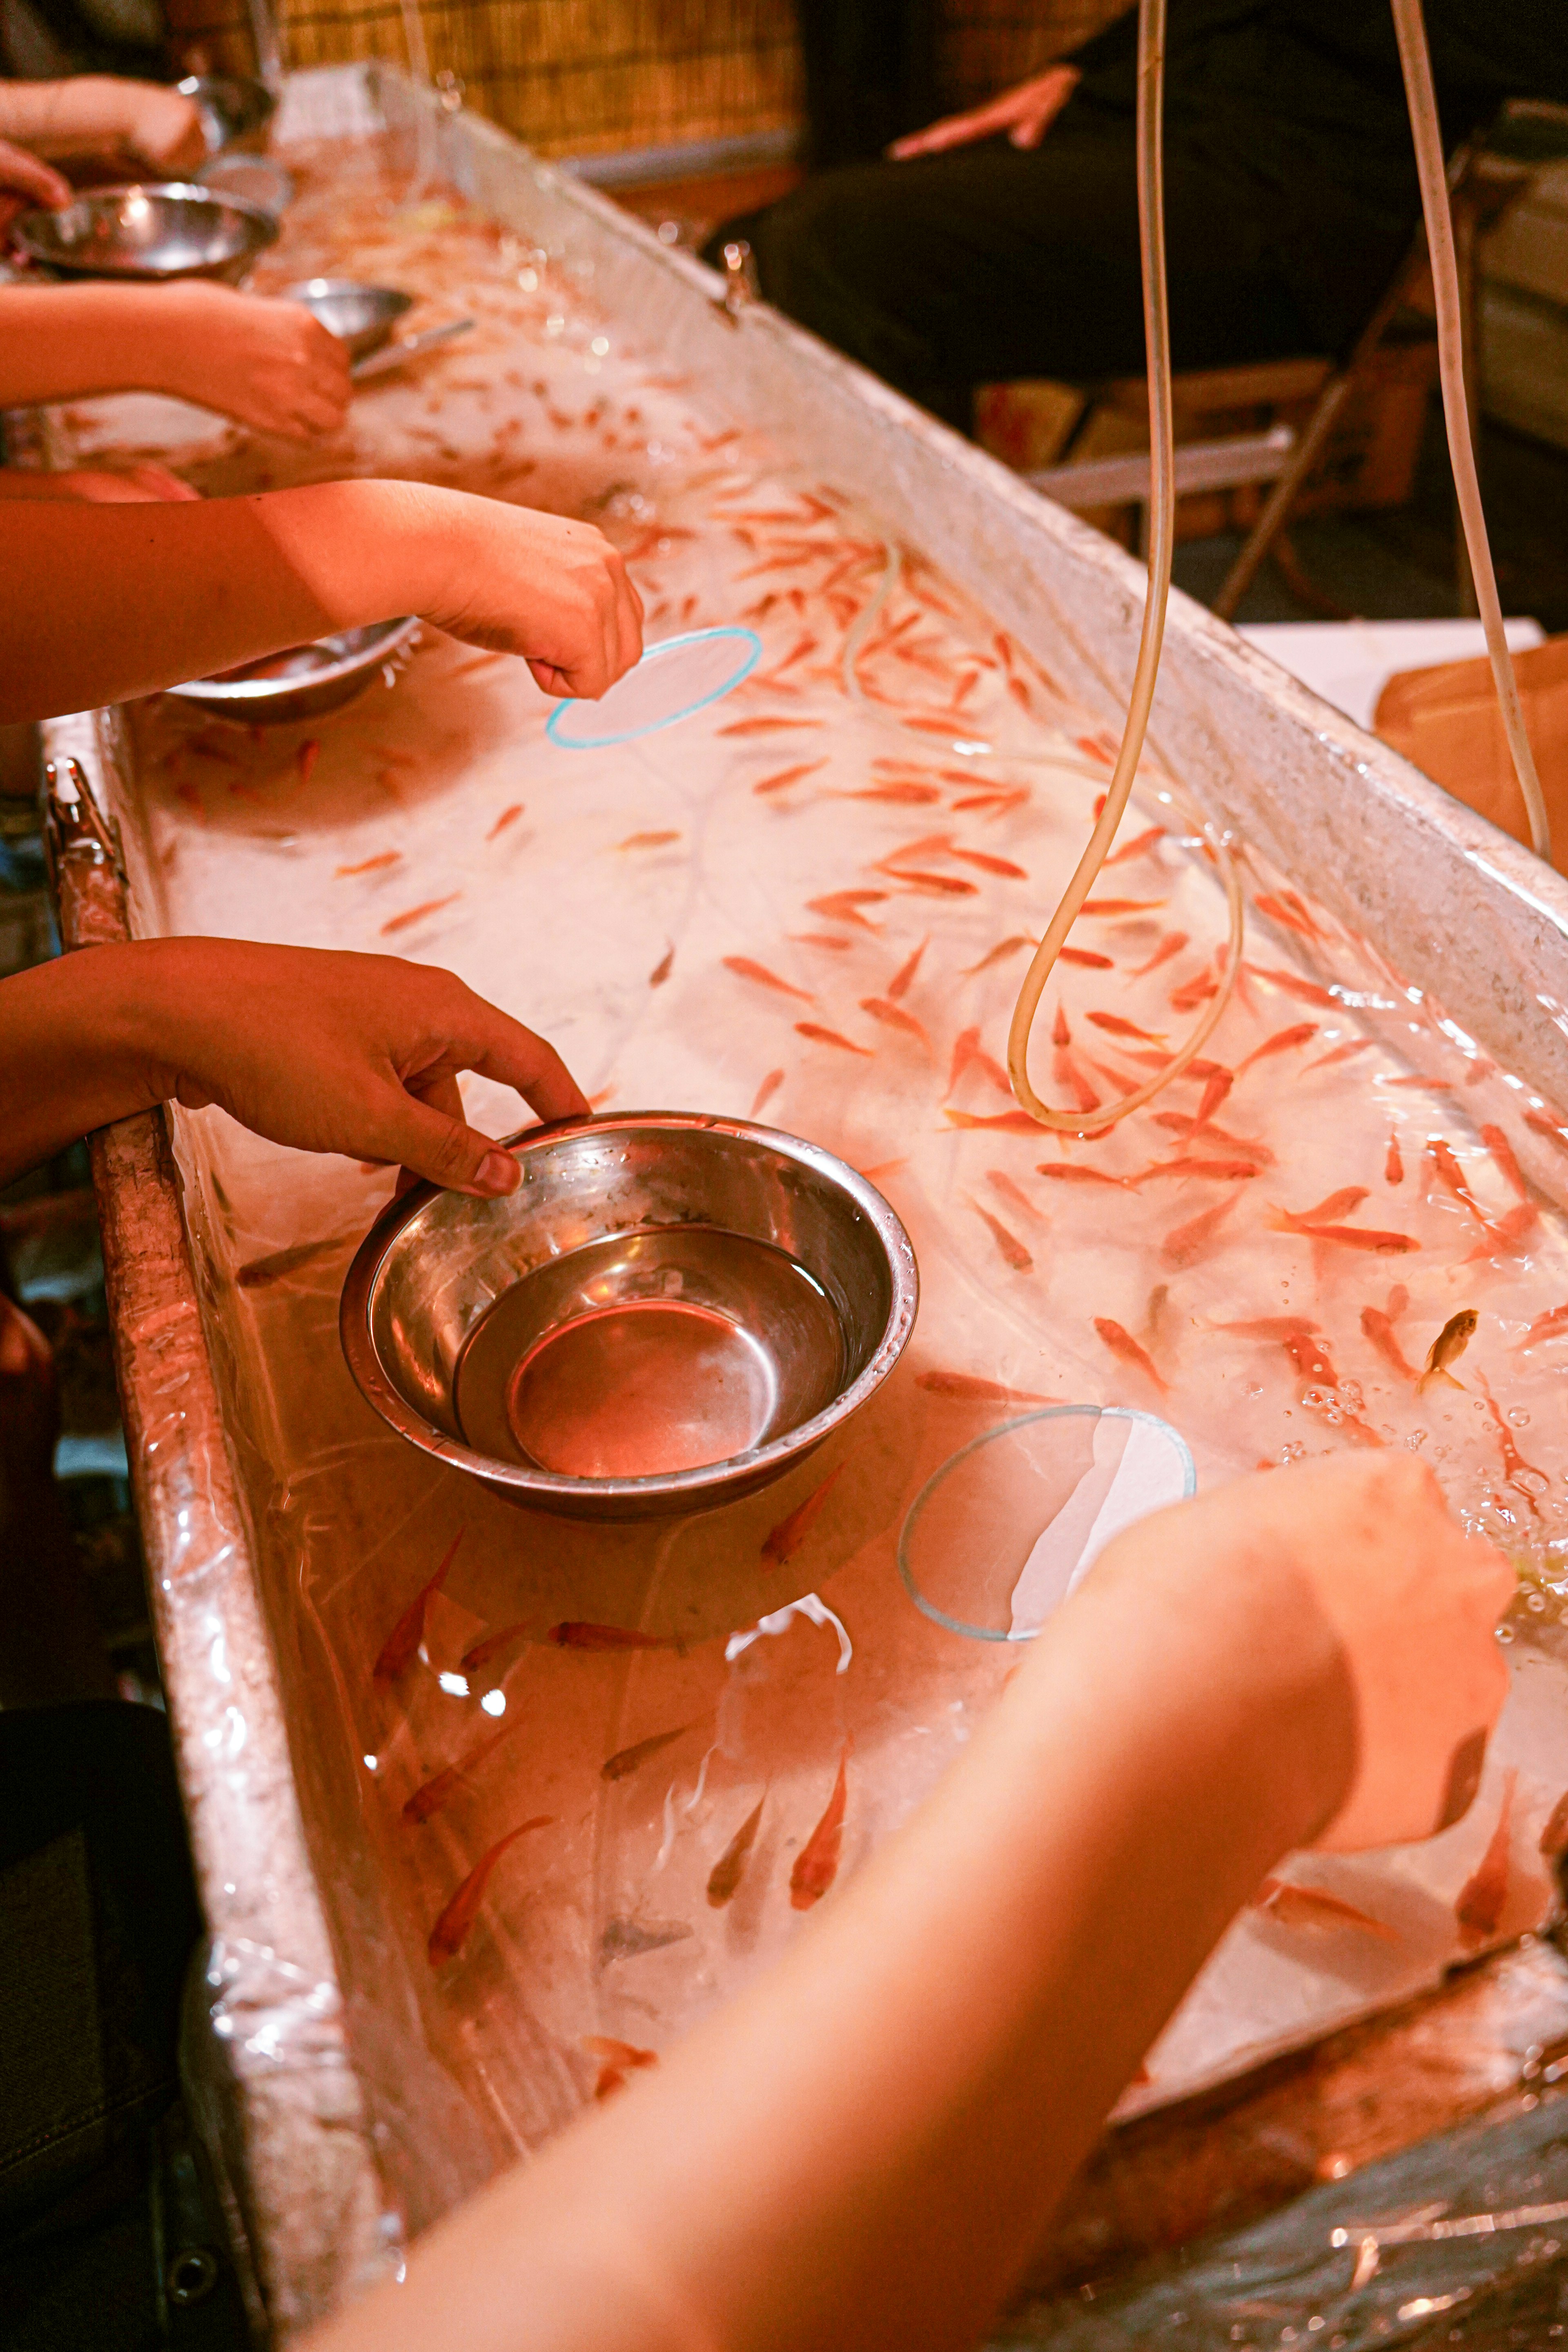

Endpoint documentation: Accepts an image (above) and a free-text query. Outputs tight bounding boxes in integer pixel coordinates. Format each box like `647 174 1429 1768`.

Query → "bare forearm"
0 480 440 722
0 284 192 409
0 77 157 158
310 1555 1349 2352
0 947 165 1179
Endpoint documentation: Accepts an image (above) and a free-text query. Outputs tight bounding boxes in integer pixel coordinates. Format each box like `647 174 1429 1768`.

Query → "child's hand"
150 285 352 440
106 80 207 174
0 135 71 231
1098 1454 1512 1854
889 65 1080 158
125 939 589 1193
415 493 645 698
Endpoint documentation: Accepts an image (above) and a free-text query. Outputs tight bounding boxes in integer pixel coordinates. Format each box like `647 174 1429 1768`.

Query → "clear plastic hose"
1007 0 1244 1130
1390 0 1551 864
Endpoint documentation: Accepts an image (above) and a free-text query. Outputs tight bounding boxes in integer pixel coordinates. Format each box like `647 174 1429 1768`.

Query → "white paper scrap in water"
1009 1415 1189 1636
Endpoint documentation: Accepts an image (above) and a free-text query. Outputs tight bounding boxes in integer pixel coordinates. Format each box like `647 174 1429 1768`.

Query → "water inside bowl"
898 1405 1194 1642
545 627 760 748
453 1225 845 1480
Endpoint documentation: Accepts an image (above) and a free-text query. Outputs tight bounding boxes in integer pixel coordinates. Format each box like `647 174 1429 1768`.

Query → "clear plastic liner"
43 94 1568 2301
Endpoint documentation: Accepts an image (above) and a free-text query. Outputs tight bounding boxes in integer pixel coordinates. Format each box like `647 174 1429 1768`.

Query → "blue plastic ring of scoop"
896 1403 1196 1644
544 625 763 748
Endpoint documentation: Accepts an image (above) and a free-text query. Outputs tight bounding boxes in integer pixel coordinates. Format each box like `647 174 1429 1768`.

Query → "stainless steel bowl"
340 1112 919 1521
164 618 420 726
177 72 278 156
13 183 278 284
283 277 412 361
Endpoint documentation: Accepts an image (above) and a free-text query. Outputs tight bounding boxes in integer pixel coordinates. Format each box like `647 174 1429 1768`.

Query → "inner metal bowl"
164 618 420 726
13 183 278 283
340 1112 919 1521
283 277 412 361
177 72 278 156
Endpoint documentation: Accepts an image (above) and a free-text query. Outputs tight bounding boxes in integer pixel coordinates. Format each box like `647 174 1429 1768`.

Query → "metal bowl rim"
165 615 420 704
13 181 281 270
281 276 413 307
338 1109 920 1503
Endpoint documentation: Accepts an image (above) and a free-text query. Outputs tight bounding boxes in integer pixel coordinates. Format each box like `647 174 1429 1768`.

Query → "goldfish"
887 940 928 999
1094 1318 1168 1394
717 716 822 735
970 1199 1033 1272
1463 1200 1538 1261
1243 964 1337 1008
1476 1376 1546 1519
403 1717 519 1824
750 1069 785 1118
987 1169 1045 1224
806 891 886 931
951 846 1027 879
1162 1194 1240 1268
707 1797 766 1907
1052 1049 1103 1116
585 2035 658 2100
1209 1315 1321 1340
1132 932 1188 977
1152 1114 1271 1165
1190 1068 1235 1128
949 1026 981 1091
1080 898 1165 917
1254 891 1328 942
1052 1005 1072 1048
1281 1222 1419 1254
1035 1163 1129 1187
649 945 675 988
1427 1140 1489 1229
762 1466 845 1570
1284 1332 1339 1386
1360 1307 1418 1381
617 830 681 850
1252 1877 1399 1942
1287 1186 1370 1224
842 781 943 805
1088 1011 1166 1045
791 933 853 951
1456 1769 1517 1947
1417 1309 1477 1396
915 1370 1054 1403
724 956 814 1003
861 996 933 1052
962 937 1036 976
953 789 1029 817
461 1618 532 1673
944 1109 1040 1134
601 1724 693 1782
374 1530 464 1683
1236 1022 1318 1076
790 1740 853 1910
1105 826 1166 867
427 1817 553 1964
796 1021 873 1055
550 1622 680 1650
486 804 525 840
1525 1111 1568 1156
1140 1157 1258 1183
335 851 401 877
754 760 828 796
380 893 463 936
1169 969 1220 1011
1059 946 1114 969
1479 1125 1528 1200
1515 1301 1568 1350
1385 1131 1403 1185
884 869 979 897
237 1236 342 1290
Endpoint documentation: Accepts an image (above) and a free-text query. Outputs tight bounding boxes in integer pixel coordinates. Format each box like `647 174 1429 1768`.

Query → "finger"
130 464 200 502
1010 111 1051 149
374 1088 521 1196
0 139 74 209
527 659 570 697
464 1013 592 1124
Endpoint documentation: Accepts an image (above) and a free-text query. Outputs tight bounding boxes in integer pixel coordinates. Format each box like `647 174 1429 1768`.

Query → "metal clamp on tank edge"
717 238 759 323
42 754 126 895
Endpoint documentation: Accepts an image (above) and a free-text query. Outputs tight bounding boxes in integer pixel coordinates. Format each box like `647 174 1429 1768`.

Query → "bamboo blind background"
164 0 1130 163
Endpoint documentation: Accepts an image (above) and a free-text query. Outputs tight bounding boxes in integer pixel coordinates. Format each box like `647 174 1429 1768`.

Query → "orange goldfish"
486 804 525 840
887 940 928 999
617 830 681 850
1059 946 1114 969
1427 1139 1490 1229
403 1717 521 1825
1254 891 1329 941
951 846 1027 879
790 1740 853 1910
1283 1332 1339 1386
987 1169 1045 1224
750 1068 785 1118
427 1817 553 1964
754 759 828 796
1036 1163 1129 1187
796 1022 874 1055
1285 1222 1418 1254
1243 964 1337 1008
1360 1307 1417 1381
1236 1022 1318 1076
1479 1125 1528 1200
707 1797 766 1907
374 1530 464 1683
762 1466 845 1570
1417 1309 1477 1396
1080 898 1165 917
1132 931 1188 977
1456 1769 1517 1947
335 850 401 877
724 956 814 1003
1087 1011 1166 1045
1287 1186 1370 1224
1252 1877 1399 1942
1515 1300 1568 1350
806 891 887 931
1385 1131 1403 1185
1094 1318 1168 1394
1161 1194 1240 1268
1476 1376 1546 1518
380 893 462 935
648 945 675 987
861 996 933 1052
601 1724 692 1782
962 935 1035 976
970 1199 1033 1272
884 869 979 897
944 1109 1040 1134
1105 826 1166 867
1140 1157 1257 1183
1209 1315 1320 1340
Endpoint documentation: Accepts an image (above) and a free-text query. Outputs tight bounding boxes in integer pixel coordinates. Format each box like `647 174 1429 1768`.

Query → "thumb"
381 1092 522 1197
0 139 72 209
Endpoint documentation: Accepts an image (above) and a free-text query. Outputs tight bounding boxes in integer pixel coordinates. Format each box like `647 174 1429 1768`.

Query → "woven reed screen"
163 0 1129 162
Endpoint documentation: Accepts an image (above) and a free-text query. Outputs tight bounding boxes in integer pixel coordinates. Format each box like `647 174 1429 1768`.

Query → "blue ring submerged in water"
898 1403 1196 1644
545 625 762 748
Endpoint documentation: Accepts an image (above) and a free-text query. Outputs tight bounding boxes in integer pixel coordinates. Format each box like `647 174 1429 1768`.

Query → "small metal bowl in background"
341 1113 919 1521
164 617 421 726
177 73 278 156
283 278 412 361
12 183 278 284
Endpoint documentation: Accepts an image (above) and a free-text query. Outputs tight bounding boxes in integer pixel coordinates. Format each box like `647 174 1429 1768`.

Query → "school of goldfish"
58 128 1568 2197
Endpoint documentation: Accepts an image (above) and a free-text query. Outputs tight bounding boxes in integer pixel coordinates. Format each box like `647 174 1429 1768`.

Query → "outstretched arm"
305 1454 1509 2352
0 76 205 174
0 939 589 1194
0 479 642 721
